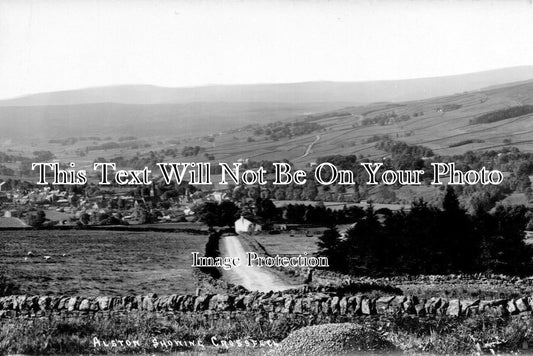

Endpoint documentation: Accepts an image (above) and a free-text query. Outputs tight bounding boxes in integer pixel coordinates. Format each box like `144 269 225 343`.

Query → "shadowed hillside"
0 102 349 140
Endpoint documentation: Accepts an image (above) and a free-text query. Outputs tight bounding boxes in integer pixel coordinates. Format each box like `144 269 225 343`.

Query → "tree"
442 186 460 213
256 198 279 221
79 213 91 225
302 181 318 201
33 150 55 161
195 202 221 227
438 187 479 273
317 228 345 271
477 205 533 274
344 205 386 275
27 210 46 227
219 201 240 227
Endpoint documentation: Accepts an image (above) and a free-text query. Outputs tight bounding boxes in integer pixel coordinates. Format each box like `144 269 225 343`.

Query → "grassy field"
0 217 27 227
252 232 321 256
0 230 207 295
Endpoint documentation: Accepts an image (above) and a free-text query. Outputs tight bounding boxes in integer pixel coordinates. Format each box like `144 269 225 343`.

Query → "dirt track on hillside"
295 134 321 160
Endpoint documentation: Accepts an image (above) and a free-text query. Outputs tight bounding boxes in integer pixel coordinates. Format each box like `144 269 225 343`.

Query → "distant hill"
1 66 533 140
2 66 533 106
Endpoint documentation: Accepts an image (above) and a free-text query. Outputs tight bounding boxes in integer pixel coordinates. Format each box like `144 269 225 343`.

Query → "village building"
234 216 262 234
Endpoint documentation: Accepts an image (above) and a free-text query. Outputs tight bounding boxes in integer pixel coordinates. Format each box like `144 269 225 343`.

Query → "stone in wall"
375 296 395 314
516 297 529 313
461 299 480 316
96 296 111 310
447 299 460 317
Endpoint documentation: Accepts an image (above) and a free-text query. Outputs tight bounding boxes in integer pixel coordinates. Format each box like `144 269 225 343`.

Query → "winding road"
221 235 297 292
295 135 320 160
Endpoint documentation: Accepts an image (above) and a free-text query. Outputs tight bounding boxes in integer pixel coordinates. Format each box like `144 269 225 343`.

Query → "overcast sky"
1 0 533 99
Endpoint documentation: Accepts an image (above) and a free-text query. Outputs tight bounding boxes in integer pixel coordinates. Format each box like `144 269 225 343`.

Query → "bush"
26 210 46 227
471 105 533 125
0 270 19 296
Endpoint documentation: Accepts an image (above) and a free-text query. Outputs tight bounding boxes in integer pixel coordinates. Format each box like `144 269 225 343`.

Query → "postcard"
1 1 533 355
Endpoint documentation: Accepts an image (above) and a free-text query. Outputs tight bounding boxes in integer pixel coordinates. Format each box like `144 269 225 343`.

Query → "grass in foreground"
386 313 533 354
1 313 533 355
0 313 295 355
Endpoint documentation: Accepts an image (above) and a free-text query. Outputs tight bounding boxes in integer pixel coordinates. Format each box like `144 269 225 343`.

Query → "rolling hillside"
2 66 533 142
201 79 533 168
2 67 533 176
0 102 347 140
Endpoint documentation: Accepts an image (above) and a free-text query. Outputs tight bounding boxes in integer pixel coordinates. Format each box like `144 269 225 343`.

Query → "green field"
1 230 207 295
251 232 321 256
0 217 27 227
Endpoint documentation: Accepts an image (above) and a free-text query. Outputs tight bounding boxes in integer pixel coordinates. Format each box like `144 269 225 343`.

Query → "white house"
210 191 226 203
234 216 261 234
183 207 195 216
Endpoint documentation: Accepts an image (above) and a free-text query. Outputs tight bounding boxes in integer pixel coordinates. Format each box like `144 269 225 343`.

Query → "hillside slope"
0 102 347 140
2 69 533 173
203 79 533 167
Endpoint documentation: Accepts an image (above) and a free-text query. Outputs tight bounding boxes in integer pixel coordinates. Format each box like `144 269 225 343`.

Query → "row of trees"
194 189 533 276
194 198 367 228
471 105 533 124
361 112 411 126
318 188 533 275
253 121 323 141
181 145 205 157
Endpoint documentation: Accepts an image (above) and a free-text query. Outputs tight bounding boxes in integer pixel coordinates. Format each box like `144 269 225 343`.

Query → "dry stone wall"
0 291 531 319
311 270 533 288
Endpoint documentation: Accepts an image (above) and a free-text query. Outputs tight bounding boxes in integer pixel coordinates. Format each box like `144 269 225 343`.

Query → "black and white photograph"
2 0 533 355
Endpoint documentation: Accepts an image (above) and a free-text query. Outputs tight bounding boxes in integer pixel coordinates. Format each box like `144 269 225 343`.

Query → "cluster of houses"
0 176 290 235
0 179 233 227
3 177 532 240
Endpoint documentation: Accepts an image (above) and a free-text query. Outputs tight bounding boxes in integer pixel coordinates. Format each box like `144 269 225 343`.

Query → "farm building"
234 216 262 234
